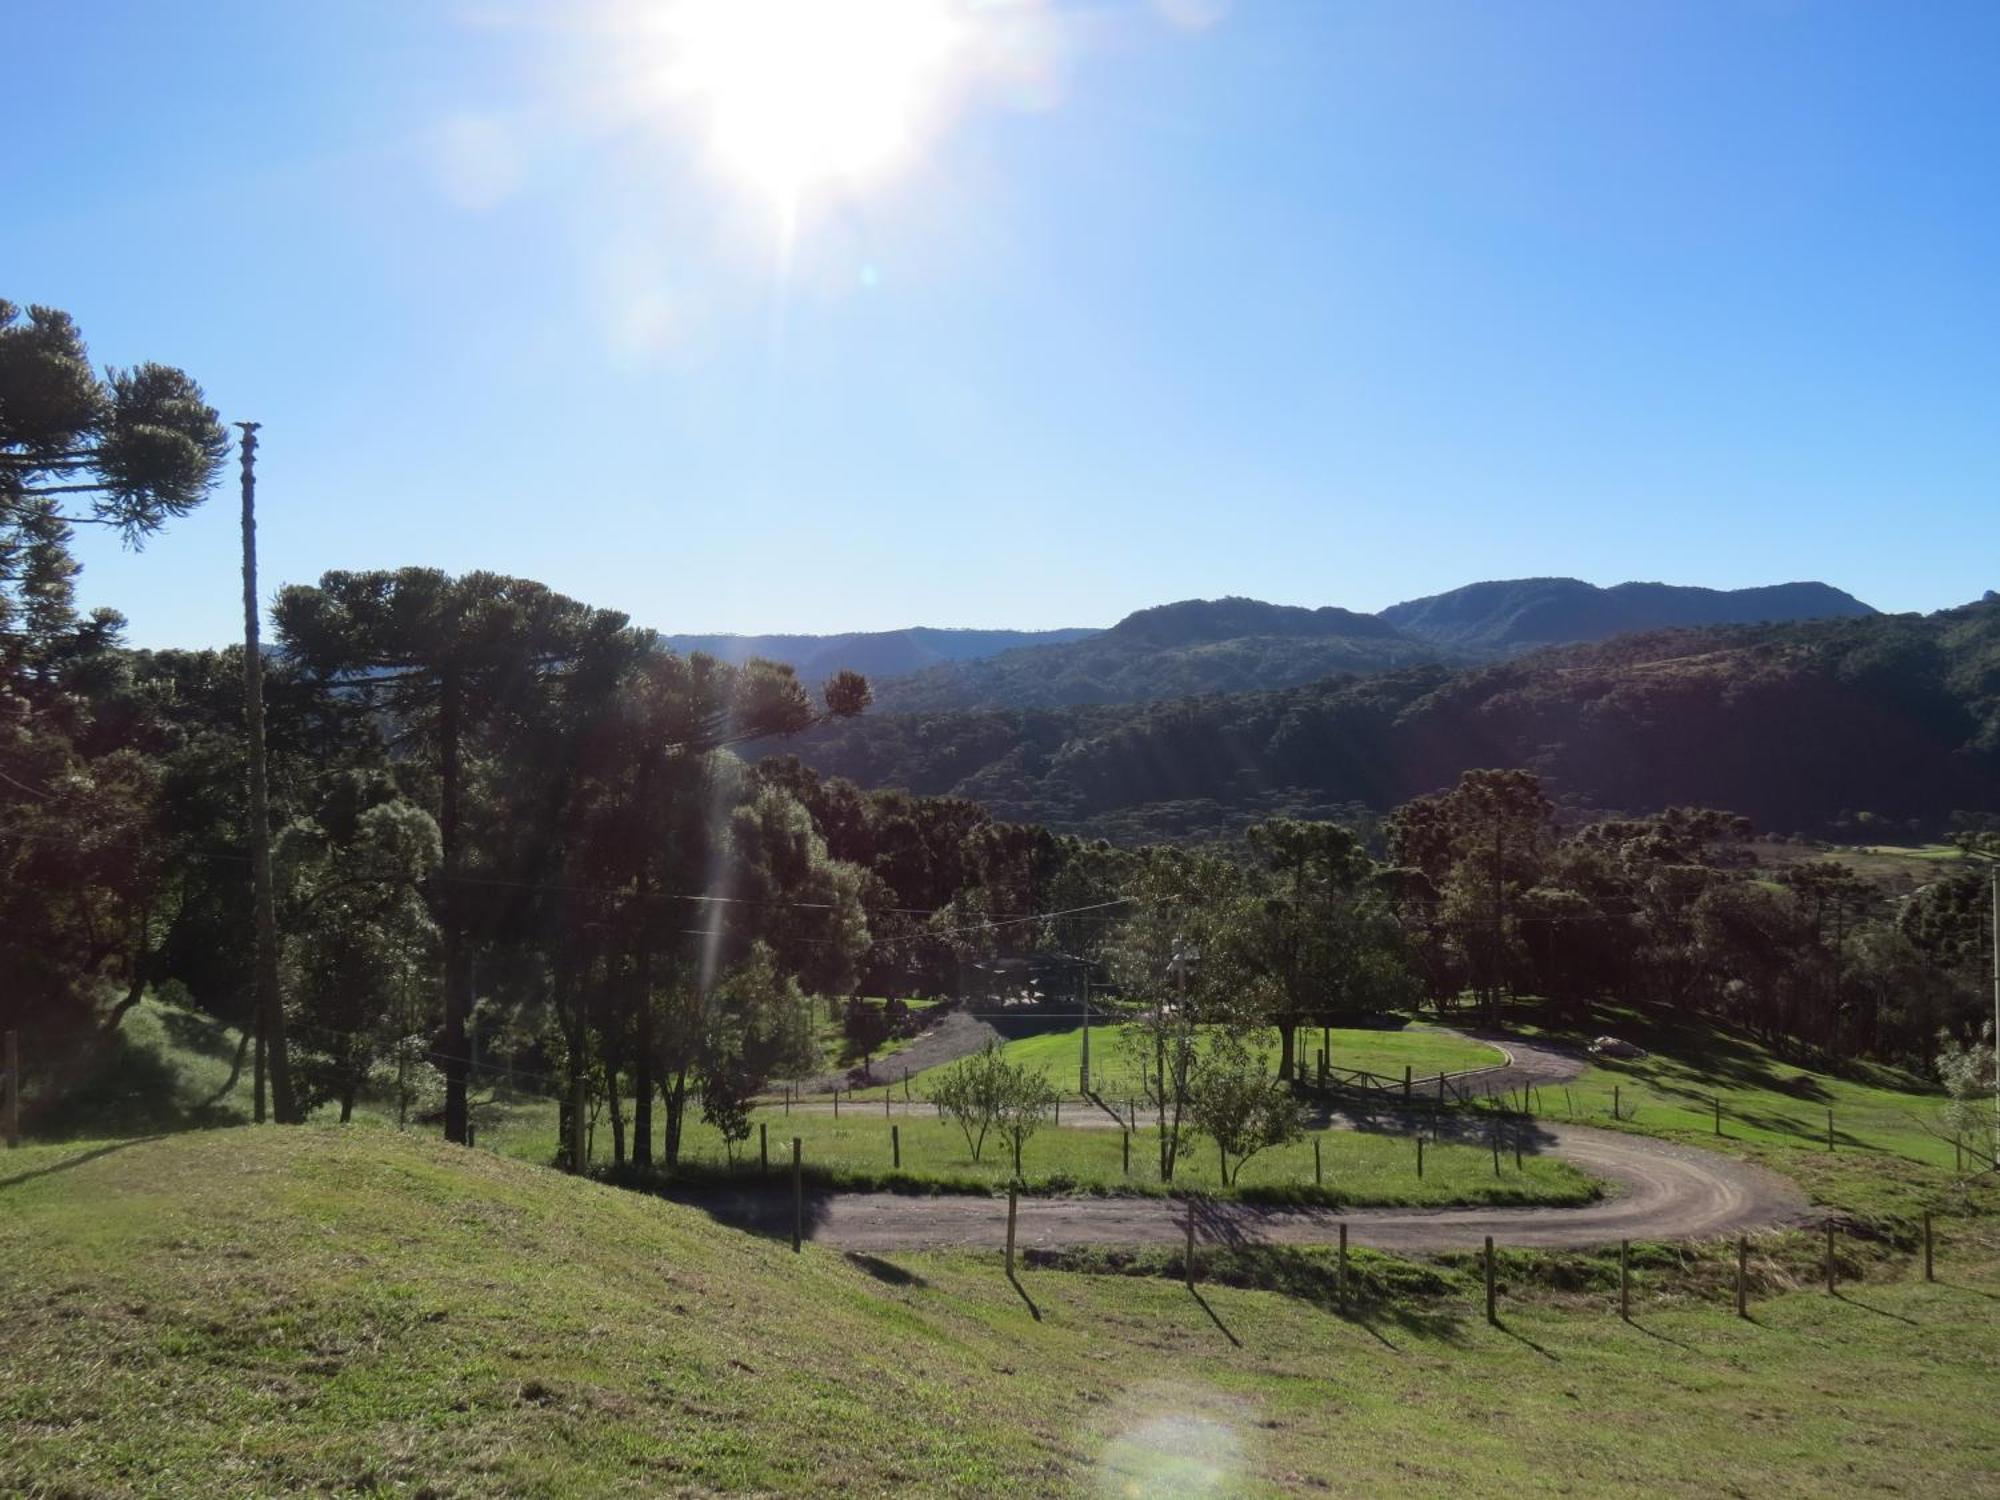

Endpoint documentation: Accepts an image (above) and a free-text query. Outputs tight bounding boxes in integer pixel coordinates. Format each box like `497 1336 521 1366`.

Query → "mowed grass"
481 1098 1596 1208
4 1128 1998 1497
910 1020 1504 1101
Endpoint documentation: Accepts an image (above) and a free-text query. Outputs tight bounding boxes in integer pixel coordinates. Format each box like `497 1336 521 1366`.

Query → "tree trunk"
603 1047 626 1167
1276 1019 1296 1081
439 671 470 1145
664 1067 688 1168
338 1084 356 1124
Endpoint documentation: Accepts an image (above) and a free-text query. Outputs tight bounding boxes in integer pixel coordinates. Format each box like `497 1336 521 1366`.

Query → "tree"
0 300 227 1075
1103 849 1253 1182
1238 819 1414 1080
277 568 640 1144
1184 1030 1305 1184
930 1040 1050 1168
842 995 892 1069
277 771 440 1121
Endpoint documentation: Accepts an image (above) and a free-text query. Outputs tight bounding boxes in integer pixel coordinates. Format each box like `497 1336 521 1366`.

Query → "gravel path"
691 1029 1811 1253
798 1009 999 1095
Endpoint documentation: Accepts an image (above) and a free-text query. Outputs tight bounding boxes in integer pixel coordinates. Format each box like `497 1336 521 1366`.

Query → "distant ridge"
870 596 1439 711
1380 577 1875 655
659 626 1096 682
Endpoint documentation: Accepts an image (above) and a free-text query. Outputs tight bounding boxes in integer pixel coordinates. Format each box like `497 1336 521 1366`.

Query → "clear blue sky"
10 0 1997 648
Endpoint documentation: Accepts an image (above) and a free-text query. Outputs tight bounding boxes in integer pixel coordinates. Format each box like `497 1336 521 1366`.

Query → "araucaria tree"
0 300 227 1071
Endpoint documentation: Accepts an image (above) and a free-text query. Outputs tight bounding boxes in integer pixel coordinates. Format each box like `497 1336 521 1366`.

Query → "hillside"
1381 577 1876 655
870 597 1444 712
660 625 1097 682
785 599 2000 840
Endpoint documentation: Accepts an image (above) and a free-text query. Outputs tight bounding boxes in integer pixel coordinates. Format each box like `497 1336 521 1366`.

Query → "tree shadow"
0 1136 161 1192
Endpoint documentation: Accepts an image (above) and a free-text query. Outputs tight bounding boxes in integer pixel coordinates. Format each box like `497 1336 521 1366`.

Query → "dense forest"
4 299 1995 1171
787 606 2000 843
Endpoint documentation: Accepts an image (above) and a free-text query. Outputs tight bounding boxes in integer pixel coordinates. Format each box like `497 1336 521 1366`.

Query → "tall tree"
276 568 639 1143
1238 818 1413 1079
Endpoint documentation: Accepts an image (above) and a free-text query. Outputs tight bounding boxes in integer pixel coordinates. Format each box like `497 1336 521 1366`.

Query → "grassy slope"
1506 1003 1981 1221
5 1128 1998 1498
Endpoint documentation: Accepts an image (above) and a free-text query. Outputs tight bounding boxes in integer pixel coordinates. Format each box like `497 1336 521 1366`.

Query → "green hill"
6 1126 1997 1497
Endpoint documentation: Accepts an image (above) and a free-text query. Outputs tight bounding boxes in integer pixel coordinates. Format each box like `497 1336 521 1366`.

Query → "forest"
5 300 1997 1167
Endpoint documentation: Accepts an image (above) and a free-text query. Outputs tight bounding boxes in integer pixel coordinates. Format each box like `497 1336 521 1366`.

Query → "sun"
633 0 967 219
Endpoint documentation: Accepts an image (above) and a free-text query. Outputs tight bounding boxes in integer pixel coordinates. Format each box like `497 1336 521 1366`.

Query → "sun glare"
637 0 967 218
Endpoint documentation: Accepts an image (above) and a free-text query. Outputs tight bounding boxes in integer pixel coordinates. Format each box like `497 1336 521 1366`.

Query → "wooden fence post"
1613 1084 1621 1121
1403 1065 1412 1100
4 1030 18 1149
1713 1096 1722 1136
885 1088 891 1118
1416 1136 1425 1180
1484 1236 1497 1325
791 1137 803 1253
1923 1210 1934 1281
1122 1129 1130 1176
833 1088 840 1119
1619 1239 1630 1319
759 1121 768 1175
1491 1125 1501 1178
1338 1221 1349 1313
1054 1095 1061 1126
1313 1135 1322 1186
1736 1236 1749 1318
1513 1131 1523 1171
892 1123 900 1170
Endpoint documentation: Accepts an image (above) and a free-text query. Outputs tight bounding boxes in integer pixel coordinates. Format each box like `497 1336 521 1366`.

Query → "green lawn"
912 1020 1503 1100
4 1127 1996 1497
480 1096 1595 1208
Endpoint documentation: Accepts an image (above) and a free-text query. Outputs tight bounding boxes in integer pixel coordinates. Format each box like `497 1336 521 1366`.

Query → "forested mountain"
1381 577 1875 655
781 602 2000 843
869 597 1444 711
659 625 1096 682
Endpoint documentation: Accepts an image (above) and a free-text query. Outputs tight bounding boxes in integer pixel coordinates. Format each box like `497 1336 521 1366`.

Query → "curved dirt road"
678 1120 1808 1254
706 1026 1810 1253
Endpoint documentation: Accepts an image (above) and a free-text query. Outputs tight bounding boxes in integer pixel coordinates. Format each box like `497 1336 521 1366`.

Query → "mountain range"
674 577 1879 712
776 598 2000 844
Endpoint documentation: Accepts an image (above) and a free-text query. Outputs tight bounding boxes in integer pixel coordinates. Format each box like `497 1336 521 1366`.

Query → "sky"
7 0 1998 648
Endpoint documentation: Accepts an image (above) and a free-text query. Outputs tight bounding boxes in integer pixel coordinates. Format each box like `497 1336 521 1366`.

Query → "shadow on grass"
1188 1286 1241 1347
1491 1317 1560 1361
1030 1242 1471 1346
0 1135 161 1192
1832 1291 1920 1326
846 1252 927 1288
1006 1271 1042 1322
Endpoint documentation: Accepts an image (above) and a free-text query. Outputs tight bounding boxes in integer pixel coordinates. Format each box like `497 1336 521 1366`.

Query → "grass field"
5 1127 1997 1497
1502 1002 1982 1221
908 1020 1504 1100
481 1098 1596 1207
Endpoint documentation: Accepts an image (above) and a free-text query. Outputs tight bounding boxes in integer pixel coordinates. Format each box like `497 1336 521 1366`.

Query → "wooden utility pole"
237 424 294 1125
